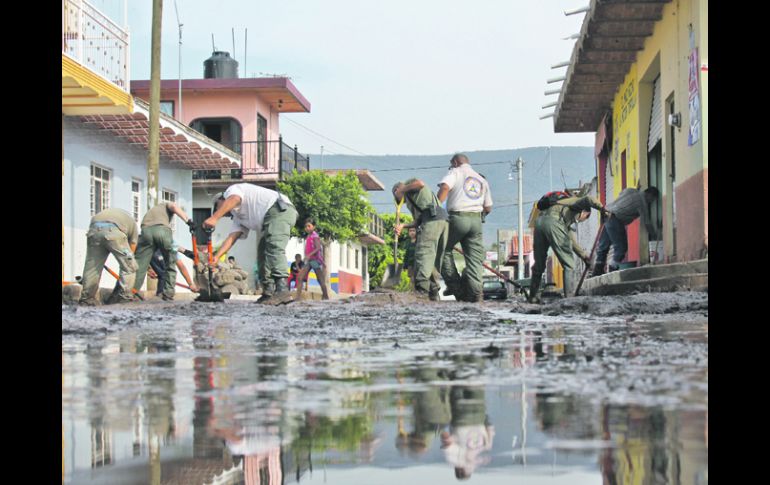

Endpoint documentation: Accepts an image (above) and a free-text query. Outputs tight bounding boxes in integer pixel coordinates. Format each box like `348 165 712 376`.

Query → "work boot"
428 290 440 301
261 278 294 305
78 297 100 307
592 263 605 277
527 273 543 304
563 269 578 298
608 264 620 273
256 280 275 303
414 290 431 302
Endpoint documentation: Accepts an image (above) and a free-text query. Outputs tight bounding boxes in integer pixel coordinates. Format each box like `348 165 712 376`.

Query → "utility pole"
173 0 182 122
320 145 324 169
147 0 163 209
516 157 525 280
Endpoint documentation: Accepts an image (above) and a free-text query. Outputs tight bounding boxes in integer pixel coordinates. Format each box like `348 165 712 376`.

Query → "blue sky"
96 0 595 155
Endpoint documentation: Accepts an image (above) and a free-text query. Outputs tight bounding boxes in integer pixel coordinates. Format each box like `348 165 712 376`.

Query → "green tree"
278 170 374 294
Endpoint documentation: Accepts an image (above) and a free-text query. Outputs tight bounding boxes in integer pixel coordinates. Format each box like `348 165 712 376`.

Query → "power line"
282 117 372 157
369 159 511 173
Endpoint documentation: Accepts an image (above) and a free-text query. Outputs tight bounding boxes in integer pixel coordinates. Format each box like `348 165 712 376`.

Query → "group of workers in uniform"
77 151 658 306
393 153 493 302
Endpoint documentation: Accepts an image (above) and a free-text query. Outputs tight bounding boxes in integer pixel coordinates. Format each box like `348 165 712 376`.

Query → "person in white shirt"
203 183 298 304
436 154 493 302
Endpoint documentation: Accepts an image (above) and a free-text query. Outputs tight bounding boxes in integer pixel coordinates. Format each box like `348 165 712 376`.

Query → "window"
160 101 174 117
162 189 177 230
355 249 359 270
339 243 346 268
131 180 142 222
90 164 111 215
162 189 176 203
189 117 242 153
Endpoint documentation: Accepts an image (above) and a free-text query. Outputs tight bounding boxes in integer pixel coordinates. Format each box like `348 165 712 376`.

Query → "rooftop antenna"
212 34 216 52
244 28 248 78
173 0 183 121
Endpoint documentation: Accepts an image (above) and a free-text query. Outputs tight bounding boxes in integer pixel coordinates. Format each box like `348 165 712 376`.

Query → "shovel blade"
381 263 402 288
195 290 231 302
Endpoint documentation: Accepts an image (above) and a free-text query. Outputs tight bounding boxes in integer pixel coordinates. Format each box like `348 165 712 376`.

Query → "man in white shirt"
203 183 298 304
437 154 493 302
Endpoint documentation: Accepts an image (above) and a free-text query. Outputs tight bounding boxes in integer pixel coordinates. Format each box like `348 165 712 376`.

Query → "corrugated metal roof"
553 0 671 133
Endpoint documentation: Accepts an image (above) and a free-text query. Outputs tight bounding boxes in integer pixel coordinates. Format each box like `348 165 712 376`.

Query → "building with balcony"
130 53 385 295
130 53 312 190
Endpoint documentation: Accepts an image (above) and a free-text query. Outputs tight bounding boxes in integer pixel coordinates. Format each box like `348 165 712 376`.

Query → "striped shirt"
607 188 655 236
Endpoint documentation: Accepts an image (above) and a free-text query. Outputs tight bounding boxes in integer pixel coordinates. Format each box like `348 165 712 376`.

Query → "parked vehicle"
482 279 508 300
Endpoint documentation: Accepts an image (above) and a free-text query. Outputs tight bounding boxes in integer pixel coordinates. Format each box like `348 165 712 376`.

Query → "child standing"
296 218 330 300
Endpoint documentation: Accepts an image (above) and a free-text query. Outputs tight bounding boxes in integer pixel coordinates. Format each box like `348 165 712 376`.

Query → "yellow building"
553 0 707 265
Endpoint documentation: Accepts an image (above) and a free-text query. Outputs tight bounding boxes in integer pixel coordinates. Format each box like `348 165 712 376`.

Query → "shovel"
103 265 145 301
193 227 230 302
453 247 529 299
381 197 405 288
574 222 605 297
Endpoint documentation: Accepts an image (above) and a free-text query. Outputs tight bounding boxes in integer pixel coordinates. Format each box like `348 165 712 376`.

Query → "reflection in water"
62 320 707 484
440 385 495 480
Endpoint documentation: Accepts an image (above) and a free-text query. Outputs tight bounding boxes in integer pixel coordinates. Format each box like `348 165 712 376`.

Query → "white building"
62 99 241 292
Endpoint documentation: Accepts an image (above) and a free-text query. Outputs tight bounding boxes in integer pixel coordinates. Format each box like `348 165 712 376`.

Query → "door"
667 98 677 260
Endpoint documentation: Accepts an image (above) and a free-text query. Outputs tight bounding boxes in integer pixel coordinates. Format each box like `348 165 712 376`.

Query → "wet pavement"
62 292 708 484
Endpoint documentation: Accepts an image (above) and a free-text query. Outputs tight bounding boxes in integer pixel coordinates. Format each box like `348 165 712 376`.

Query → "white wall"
63 117 195 291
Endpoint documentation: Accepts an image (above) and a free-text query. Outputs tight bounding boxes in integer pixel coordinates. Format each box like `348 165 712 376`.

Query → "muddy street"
62 292 707 484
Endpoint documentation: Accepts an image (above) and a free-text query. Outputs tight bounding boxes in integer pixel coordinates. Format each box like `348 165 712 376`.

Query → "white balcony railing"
62 0 129 92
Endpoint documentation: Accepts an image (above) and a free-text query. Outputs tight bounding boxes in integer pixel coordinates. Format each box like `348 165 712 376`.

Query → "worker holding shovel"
78 208 139 306
392 178 449 301
132 202 196 302
528 194 609 304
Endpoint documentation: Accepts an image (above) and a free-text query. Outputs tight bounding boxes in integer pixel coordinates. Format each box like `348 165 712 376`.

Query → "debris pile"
195 260 255 296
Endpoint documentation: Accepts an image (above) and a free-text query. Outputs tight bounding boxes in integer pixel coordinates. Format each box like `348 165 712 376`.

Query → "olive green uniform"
438 164 493 302
258 203 299 295
530 196 603 302
79 208 139 305
402 180 449 298
133 203 179 299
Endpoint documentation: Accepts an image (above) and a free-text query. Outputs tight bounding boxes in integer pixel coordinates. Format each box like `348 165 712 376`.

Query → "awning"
554 0 671 133
76 98 240 170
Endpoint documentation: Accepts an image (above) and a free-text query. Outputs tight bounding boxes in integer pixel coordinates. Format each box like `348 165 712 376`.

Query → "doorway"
666 97 677 261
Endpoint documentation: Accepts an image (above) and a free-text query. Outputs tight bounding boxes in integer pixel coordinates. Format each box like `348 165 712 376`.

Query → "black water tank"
204 51 239 79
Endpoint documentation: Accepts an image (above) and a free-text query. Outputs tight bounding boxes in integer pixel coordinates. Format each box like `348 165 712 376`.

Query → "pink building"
131 52 312 188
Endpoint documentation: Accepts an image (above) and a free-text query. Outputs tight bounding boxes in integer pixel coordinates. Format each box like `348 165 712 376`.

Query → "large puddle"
62 301 707 484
